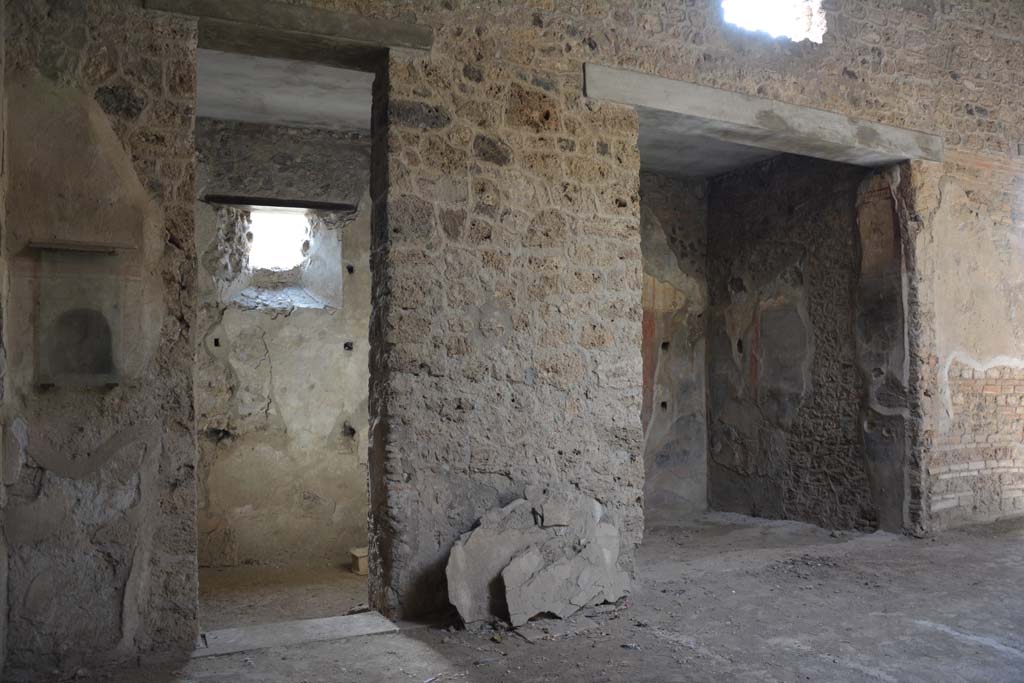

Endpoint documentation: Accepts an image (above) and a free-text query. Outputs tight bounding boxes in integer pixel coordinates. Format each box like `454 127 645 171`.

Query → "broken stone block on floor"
503 522 628 627
446 487 630 627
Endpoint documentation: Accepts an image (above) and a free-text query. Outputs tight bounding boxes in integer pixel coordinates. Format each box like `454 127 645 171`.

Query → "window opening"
247 209 309 271
721 0 827 44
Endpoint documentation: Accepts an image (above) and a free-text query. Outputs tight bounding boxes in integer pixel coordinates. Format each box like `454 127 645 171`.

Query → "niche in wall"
30 243 136 386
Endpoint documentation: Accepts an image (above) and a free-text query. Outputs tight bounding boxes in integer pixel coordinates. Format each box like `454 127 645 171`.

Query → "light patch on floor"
911 620 1024 660
200 564 368 631
194 612 397 658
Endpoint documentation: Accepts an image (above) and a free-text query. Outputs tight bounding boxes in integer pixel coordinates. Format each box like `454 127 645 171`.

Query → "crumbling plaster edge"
938 352 1024 425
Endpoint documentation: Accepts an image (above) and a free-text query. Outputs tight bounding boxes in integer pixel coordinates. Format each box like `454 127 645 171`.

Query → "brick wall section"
930 361 1024 522
904 147 1024 530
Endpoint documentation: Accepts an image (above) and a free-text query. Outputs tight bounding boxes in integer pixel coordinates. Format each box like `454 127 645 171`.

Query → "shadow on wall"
44 308 115 376
705 155 910 532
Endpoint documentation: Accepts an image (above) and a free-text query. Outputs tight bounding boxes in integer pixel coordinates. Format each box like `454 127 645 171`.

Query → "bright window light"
722 0 827 44
247 209 309 271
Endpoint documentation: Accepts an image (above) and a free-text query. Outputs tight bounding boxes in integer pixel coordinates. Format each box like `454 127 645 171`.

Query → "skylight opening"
247 209 309 271
722 0 827 44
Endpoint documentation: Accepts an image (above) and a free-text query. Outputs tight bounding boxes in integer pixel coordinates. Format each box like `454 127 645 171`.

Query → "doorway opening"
192 47 375 632
640 155 906 533
600 65 936 535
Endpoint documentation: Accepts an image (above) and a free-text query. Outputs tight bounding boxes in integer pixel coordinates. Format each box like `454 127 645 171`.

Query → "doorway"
639 153 915 532
192 48 375 631
610 64 934 533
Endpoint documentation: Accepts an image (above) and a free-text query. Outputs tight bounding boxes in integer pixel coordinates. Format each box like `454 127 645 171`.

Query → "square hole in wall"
247 209 310 271
721 0 827 44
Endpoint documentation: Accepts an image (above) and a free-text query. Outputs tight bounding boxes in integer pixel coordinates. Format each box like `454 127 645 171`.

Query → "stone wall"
0 1 7 672
281 0 1024 610
196 118 369 206
639 173 707 522
8 0 1024 670
367 51 644 618
706 155 875 529
3 2 198 678
195 119 372 568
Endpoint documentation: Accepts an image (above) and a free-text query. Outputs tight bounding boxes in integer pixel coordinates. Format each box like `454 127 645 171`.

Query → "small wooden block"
350 546 369 576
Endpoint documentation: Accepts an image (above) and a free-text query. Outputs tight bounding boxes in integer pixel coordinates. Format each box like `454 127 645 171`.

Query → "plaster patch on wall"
907 157 1024 528
639 174 707 521
940 353 1024 422
930 176 1024 407
3 32 197 672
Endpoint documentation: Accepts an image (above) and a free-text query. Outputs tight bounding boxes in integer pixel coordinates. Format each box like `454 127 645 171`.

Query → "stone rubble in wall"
446 486 629 628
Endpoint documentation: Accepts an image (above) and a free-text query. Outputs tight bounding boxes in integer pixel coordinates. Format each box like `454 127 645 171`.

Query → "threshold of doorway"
193 611 398 658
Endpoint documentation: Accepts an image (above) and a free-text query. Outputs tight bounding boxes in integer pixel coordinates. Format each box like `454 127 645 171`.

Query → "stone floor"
85 513 1024 682
199 565 368 631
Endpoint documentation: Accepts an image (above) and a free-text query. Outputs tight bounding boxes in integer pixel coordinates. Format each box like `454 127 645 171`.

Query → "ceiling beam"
585 64 944 168
146 0 432 70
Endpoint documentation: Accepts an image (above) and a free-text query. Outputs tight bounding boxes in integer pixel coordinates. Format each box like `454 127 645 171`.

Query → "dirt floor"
199 565 368 631
81 513 1024 682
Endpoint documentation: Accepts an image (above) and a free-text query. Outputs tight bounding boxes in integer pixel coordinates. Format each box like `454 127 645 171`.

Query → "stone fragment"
390 194 435 240
524 210 568 247
94 83 146 120
513 615 599 643
446 499 547 624
439 208 466 239
446 487 629 627
541 498 572 527
507 82 559 132
391 99 451 129
462 63 484 83
502 522 629 627
473 134 513 166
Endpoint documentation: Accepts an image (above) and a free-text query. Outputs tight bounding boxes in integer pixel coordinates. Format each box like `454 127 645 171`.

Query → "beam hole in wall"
721 0 827 44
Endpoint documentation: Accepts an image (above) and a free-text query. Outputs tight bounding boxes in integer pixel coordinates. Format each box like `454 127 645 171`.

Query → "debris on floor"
513 616 600 643
446 485 630 627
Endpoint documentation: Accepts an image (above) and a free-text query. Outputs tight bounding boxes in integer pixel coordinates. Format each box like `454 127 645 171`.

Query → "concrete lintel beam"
146 0 433 60
584 64 944 168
